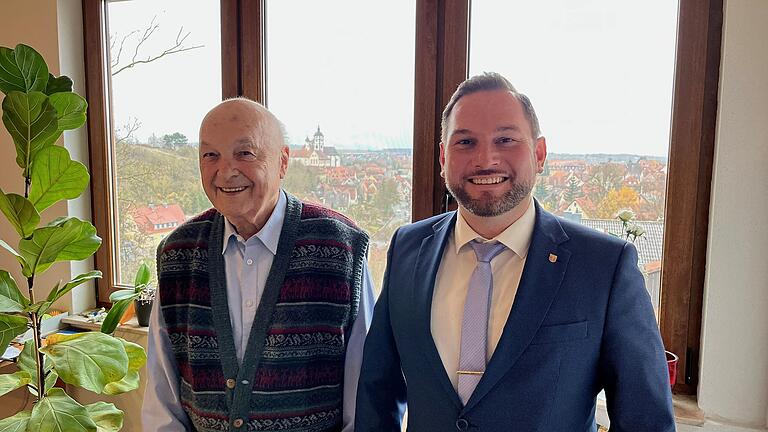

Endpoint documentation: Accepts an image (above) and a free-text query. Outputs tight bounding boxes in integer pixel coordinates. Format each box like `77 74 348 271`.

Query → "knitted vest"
158 194 368 432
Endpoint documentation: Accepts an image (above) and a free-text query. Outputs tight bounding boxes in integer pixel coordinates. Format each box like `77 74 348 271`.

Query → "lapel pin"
549 253 558 263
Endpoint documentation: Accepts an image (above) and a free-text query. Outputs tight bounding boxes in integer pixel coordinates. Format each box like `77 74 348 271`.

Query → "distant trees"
595 186 639 219
161 132 189 149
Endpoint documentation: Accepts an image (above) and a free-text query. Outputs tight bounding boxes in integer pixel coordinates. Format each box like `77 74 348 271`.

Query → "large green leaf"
133 262 151 288
103 370 140 395
0 313 28 350
44 73 73 95
108 289 137 303
0 411 31 432
41 332 128 394
18 339 56 396
28 146 89 212
29 388 97 432
2 91 59 172
0 270 27 312
0 239 29 272
100 299 132 335
49 270 102 303
0 44 48 95
84 402 124 432
121 339 146 371
48 92 87 131
18 217 101 276
0 189 40 238
0 371 32 397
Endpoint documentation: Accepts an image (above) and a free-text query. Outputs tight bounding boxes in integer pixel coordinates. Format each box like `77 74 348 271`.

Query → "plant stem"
27 276 45 402
24 176 30 199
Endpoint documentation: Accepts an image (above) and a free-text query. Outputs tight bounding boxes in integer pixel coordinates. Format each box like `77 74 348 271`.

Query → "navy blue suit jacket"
355 204 675 431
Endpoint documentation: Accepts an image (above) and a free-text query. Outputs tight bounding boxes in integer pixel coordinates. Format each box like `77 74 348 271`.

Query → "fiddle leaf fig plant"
0 43 144 430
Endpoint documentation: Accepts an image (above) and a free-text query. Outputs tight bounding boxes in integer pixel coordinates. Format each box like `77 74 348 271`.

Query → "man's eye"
238 151 256 157
202 152 218 159
455 139 473 146
496 137 517 144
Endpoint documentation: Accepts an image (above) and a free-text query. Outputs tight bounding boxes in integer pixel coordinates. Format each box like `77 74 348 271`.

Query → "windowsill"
596 393 704 427
61 314 149 335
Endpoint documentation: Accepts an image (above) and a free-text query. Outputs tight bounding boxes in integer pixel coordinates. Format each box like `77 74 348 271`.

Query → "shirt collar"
454 198 537 259
221 190 287 256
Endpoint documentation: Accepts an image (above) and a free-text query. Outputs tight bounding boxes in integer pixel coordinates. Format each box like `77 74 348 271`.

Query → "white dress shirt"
143 191 374 431
431 199 536 391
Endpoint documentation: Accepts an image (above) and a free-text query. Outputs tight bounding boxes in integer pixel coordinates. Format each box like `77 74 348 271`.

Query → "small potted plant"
613 209 678 389
101 263 153 332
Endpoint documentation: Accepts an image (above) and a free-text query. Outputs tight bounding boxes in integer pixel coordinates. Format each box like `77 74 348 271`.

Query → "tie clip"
457 370 484 375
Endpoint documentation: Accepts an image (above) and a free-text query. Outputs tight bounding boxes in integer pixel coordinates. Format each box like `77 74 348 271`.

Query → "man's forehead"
448 91 527 132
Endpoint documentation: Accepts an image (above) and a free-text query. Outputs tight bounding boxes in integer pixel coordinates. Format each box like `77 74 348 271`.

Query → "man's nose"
219 159 241 177
474 142 500 167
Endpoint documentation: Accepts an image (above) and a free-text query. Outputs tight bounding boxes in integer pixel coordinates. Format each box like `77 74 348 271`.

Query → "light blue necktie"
457 240 507 405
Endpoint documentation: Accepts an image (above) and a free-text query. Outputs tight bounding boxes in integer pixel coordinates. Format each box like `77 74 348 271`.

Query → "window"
85 0 721 394
265 0 416 290
469 0 679 317
88 0 221 287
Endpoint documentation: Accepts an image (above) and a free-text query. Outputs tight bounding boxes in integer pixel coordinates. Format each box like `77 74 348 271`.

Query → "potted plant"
0 43 145 430
613 209 678 389
101 262 154 330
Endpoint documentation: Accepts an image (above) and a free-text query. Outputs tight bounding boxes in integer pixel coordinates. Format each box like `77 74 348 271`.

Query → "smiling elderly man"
143 98 373 432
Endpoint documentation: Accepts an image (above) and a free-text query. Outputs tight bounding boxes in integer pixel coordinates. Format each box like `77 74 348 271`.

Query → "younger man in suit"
355 72 675 431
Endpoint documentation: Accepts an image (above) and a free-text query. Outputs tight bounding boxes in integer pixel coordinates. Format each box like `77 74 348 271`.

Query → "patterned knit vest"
158 194 368 432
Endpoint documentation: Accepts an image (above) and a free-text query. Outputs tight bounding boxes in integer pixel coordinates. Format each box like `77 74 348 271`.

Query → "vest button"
456 418 469 431
226 378 236 389
233 418 244 428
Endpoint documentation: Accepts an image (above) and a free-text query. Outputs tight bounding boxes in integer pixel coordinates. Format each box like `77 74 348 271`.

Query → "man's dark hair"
441 72 541 141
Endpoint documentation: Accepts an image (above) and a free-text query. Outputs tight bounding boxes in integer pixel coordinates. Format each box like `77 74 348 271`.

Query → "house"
131 203 186 235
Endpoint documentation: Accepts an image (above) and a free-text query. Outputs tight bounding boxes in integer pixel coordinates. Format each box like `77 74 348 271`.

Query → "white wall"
699 0 768 429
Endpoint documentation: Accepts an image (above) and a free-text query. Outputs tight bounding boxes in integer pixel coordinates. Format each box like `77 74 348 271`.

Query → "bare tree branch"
114 117 142 146
110 16 204 76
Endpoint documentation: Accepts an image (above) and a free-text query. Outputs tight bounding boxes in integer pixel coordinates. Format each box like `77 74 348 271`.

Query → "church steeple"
313 125 325 151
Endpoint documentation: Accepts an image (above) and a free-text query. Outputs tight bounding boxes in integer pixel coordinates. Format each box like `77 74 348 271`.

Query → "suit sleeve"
355 228 407 432
600 242 676 432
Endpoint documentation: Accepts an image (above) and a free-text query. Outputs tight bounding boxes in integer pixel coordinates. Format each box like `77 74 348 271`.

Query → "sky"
108 0 678 157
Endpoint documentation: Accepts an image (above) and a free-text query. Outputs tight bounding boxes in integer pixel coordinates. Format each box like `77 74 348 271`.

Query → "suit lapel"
412 212 463 409
462 205 571 412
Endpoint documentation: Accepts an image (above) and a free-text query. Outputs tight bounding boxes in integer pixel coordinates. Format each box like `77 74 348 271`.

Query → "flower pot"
665 350 679 388
135 299 153 327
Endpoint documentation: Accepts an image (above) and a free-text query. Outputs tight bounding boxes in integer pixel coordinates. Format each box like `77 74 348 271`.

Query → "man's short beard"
447 178 533 217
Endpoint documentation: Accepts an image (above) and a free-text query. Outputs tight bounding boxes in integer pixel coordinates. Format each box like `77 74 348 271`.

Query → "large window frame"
83 0 721 394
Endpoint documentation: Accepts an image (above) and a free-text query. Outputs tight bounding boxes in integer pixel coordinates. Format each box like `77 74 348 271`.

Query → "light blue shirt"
143 191 375 431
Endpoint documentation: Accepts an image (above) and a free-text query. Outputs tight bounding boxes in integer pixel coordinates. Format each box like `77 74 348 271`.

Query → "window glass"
470 1 679 314
106 0 220 284
266 0 417 292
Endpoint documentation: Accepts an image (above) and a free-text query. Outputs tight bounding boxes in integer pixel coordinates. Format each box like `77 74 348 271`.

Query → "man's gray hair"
440 72 542 141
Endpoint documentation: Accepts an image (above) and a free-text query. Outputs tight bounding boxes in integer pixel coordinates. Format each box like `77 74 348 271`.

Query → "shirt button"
233 418 244 428
226 378 236 389
246 258 253 265
245 300 254 307
456 418 469 431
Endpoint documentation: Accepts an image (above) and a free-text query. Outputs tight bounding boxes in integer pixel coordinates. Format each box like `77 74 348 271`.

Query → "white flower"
617 209 635 222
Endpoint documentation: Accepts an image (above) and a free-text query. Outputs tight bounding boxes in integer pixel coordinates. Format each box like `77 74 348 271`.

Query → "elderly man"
356 72 675 431
143 98 373 432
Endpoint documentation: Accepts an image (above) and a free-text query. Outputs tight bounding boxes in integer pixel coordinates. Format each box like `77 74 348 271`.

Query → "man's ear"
439 141 446 177
534 137 547 173
279 146 290 179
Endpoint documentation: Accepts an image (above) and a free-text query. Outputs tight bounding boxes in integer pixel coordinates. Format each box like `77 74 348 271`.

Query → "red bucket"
665 351 679 387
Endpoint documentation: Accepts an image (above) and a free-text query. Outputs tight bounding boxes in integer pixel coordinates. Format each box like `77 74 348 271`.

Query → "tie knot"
470 240 506 263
